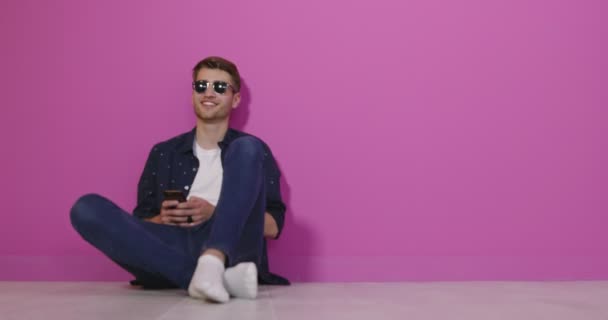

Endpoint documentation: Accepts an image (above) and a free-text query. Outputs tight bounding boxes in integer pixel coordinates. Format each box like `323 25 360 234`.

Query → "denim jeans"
70 137 267 289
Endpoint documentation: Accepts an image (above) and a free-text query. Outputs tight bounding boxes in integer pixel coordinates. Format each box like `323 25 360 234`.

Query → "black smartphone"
163 190 187 203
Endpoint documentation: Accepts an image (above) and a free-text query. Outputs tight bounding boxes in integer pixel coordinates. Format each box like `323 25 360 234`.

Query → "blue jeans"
70 137 267 289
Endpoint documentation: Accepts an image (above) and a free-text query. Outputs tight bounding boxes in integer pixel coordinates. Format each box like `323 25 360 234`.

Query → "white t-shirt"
187 141 223 206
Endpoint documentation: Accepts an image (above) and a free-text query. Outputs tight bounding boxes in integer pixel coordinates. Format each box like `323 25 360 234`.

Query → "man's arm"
134 145 161 219
264 144 286 239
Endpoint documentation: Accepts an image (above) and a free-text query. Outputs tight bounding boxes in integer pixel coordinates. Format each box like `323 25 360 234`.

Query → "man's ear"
232 92 241 109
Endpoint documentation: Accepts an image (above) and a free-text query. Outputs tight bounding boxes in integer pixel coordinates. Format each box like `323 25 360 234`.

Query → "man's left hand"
173 196 215 227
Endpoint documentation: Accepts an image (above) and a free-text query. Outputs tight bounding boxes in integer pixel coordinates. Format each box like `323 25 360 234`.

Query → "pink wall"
1 0 607 282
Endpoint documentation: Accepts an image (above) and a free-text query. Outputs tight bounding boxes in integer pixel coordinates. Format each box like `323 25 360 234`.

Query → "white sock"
223 262 258 299
188 255 230 303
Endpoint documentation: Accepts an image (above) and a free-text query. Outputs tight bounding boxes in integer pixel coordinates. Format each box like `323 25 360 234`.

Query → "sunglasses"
192 80 236 94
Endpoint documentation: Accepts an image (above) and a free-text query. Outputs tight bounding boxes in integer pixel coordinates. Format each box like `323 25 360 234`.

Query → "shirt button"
184 186 190 190
192 168 197 172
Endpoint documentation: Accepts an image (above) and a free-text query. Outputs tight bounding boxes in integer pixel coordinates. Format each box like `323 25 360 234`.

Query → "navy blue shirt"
133 127 289 285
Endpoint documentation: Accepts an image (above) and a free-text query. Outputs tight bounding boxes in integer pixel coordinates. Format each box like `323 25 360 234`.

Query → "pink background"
1 0 607 282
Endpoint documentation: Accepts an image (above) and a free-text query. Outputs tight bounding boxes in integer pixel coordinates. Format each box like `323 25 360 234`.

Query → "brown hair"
192 56 241 92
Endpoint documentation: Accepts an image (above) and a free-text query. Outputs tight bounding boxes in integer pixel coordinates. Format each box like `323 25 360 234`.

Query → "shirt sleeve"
133 144 161 219
264 147 286 239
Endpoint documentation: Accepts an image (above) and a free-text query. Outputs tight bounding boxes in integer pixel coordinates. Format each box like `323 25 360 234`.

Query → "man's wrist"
144 215 163 224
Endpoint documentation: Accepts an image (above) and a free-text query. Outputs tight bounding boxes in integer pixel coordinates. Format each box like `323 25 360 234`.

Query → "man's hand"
147 196 215 227
264 212 279 238
178 196 215 227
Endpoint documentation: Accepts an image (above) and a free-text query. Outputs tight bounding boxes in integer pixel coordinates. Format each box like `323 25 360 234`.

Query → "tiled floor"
1 281 607 319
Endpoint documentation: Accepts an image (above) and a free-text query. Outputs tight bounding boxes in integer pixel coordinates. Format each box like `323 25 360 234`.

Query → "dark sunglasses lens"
193 81 207 93
213 82 228 94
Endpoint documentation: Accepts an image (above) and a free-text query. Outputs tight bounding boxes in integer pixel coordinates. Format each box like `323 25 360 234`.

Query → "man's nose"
203 87 217 97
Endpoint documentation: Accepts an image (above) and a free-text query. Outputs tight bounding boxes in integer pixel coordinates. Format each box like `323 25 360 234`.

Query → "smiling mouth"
201 101 217 106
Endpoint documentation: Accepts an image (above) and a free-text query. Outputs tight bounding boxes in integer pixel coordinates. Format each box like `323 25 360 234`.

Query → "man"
70 56 288 303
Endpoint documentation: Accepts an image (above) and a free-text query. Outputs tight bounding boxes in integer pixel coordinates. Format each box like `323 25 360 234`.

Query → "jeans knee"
70 193 106 231
228 136 264 161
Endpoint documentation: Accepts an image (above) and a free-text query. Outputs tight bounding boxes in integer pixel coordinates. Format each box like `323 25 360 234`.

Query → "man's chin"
194 106 231 122
195 113 230 124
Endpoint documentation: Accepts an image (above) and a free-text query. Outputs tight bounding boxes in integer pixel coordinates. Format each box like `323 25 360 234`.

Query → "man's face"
192 68 240 123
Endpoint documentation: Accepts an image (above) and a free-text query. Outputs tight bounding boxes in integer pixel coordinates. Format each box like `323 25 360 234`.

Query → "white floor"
1 281 607 320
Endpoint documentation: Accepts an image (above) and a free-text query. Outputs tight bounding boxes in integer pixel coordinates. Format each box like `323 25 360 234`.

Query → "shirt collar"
178 127 241 154
177 127 197 154
218 128 240 149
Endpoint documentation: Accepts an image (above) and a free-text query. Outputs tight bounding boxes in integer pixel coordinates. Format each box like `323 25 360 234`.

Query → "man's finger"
161 200 180 209
171 215 189 223
188 196 205 203
161 216 178 225
176 202 197 210
170 208 197 216
176 213 206 227
186 197 210 208
168 208 186 216
178 220 204 228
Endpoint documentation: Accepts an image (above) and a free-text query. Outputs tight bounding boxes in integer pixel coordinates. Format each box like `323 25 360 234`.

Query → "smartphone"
163 190 187 203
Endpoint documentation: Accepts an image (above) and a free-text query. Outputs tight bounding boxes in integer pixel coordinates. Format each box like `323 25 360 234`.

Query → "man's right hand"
144 200 182 225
